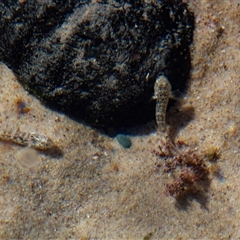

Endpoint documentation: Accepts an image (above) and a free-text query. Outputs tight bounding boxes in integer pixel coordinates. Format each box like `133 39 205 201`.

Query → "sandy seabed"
0 1 240 239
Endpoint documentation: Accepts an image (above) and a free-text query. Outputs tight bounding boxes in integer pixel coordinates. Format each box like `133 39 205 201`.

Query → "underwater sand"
0 1 240 239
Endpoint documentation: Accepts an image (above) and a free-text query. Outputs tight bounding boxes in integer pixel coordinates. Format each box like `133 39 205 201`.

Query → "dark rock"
0 0 194 130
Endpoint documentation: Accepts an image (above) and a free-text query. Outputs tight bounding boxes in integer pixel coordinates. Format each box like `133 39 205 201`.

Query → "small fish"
153 75 178 156
0 125 54 150
154 75 172 135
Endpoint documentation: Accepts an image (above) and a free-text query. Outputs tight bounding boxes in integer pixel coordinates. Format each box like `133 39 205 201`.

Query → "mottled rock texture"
0 0 194 129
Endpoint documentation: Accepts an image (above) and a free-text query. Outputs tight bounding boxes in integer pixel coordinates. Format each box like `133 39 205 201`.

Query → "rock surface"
0 0 194 129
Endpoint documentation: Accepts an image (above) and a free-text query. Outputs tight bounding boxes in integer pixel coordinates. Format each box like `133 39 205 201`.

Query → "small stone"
116 134 132 149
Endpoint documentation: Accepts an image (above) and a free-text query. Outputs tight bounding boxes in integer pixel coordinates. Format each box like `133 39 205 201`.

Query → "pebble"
116 134 132 149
